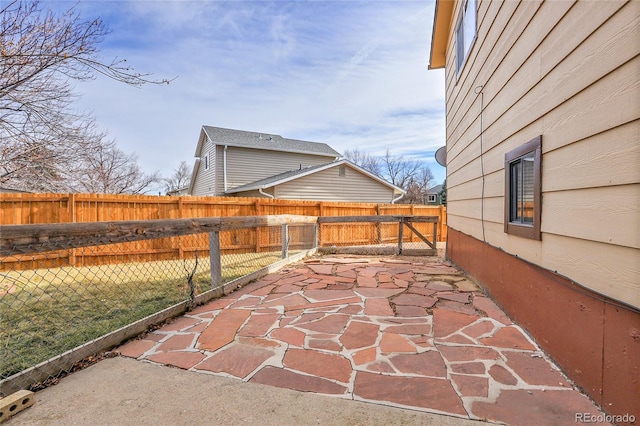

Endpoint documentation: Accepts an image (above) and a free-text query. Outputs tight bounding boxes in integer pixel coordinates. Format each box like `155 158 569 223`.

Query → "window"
504 136 542 240
204 152 209 170
455 0 477 75
428 194 437 203
338 165 346 177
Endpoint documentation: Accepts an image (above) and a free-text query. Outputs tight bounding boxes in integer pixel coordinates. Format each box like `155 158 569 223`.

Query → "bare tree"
343 148 381 177
402 167 435 204
163 161 192 194
0 0 171 192
0 117 99 192
346 147 435 204
71 139 161 194
381 149 422 189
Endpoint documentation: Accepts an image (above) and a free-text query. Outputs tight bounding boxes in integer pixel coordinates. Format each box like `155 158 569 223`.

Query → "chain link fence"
1 219 317 396
317 216 440 256
1 214 439 396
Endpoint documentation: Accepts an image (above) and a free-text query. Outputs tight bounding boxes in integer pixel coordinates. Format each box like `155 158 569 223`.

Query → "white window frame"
455 0 477 77
204 152 210 171
427 194 437 203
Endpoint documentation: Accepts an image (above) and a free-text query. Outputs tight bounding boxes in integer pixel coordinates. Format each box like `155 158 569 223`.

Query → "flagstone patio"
117 255 608 425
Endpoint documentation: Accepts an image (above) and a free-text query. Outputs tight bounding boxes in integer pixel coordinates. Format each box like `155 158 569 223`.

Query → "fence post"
209 231 222 288
376 204 382 244
255 199 262 253
313 222 319 249
281 224 289 259
69 193 76 267
433 220 438 248
398 218 404 254
439 205 445 242
410 205 415 243
318 202 324 247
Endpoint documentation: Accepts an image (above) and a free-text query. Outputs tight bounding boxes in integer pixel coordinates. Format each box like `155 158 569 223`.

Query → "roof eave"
429 0 455 70
218 141 340 158
193 129 208 157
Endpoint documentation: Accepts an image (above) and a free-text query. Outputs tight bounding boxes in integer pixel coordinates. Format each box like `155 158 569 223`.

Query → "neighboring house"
425 184 443 205
430 0 638 419
188 126 404 203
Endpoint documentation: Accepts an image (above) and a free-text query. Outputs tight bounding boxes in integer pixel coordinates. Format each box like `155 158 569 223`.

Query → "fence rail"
1 215 317 256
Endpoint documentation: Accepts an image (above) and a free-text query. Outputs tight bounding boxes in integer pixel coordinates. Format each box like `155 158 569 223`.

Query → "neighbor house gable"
188 129 216 196
189 126 342 196
226 160 405 203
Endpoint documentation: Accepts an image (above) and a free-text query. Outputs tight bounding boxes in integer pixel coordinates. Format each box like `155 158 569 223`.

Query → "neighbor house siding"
444 0 639 307
274 165 395 202
191 137 216 196
231 189 272 199
221 146 336 192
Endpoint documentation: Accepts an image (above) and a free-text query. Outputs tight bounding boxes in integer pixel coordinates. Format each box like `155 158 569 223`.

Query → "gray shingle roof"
427 184 443 194
202 126 341 157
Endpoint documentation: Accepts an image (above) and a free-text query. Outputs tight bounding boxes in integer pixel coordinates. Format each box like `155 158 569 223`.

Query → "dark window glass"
509 153 535 224
455 0 477 75
504 136 542 240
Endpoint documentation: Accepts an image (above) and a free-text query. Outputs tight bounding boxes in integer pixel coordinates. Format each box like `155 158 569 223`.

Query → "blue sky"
57 1 446 193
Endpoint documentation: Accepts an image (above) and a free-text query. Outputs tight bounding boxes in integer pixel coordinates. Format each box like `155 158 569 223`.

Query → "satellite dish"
435 146 446 167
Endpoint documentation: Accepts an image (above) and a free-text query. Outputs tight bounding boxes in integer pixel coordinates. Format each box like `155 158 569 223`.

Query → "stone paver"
117 255 609 425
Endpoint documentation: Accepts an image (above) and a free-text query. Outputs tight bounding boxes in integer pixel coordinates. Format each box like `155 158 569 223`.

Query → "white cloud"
63 0 446 192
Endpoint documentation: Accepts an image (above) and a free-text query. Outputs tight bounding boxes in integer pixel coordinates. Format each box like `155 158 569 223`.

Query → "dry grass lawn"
0 251 289 379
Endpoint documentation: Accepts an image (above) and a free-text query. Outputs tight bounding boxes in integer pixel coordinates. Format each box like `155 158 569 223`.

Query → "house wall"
427 194 442 206
441 0 639 419
444 0 639 307
216 145 336 195
191 136 216 196
275 165 396 203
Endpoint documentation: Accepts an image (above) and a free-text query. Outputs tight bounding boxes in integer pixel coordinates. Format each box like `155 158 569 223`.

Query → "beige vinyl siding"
191 137 216 196
275 165 395 203
220 146 335 192
214 145 224 195
444 0 640 307
231 189 273 198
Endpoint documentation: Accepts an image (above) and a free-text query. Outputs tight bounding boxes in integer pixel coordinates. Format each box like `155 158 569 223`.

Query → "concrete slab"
9 357 484 426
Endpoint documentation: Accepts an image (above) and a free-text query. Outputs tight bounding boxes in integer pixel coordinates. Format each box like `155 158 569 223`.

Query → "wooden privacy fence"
0 193 446 270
